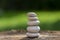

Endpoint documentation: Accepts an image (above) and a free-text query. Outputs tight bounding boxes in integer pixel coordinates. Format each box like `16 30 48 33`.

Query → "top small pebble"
27 12 37 17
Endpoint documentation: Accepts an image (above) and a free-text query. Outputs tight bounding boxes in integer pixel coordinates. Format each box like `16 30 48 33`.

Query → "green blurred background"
0 0 60 31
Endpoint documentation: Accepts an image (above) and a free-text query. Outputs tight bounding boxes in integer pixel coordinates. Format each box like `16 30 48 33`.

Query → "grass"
0 11 60 31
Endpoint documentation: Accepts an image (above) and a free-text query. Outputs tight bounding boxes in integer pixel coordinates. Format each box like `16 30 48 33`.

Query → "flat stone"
27 12 37 17
28 21 40 26
26 33 40 37
27 26 40 32
28 17 38 21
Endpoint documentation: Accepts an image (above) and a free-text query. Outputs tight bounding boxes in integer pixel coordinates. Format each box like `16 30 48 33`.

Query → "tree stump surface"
0 30 60 40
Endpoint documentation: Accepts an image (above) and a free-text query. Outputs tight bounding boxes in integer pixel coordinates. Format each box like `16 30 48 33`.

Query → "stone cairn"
26 12 40 38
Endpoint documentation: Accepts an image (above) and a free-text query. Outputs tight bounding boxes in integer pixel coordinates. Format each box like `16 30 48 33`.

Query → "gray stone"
27 12 40 38
27 21 40 26
27 12 37 17
27 26 40 32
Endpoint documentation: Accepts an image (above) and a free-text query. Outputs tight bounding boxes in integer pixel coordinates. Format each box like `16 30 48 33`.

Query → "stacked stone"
26 12 40 38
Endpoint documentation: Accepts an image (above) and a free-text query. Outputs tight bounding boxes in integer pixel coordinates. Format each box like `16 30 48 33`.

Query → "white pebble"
28 17 38 21
27 12 37 17
27 26 40 32
28 21 40 26
26 33 40 37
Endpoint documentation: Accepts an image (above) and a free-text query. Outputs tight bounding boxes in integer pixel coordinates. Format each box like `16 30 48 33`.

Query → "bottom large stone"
26 32 40 38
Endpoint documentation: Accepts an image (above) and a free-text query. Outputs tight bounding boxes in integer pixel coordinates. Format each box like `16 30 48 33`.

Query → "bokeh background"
0 0 60 31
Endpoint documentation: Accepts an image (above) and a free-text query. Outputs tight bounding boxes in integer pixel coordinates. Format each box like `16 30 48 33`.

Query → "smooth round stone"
26 33 40 37
28 20 40 26
27 12 37 17
27 26 40 32
28 17 38 21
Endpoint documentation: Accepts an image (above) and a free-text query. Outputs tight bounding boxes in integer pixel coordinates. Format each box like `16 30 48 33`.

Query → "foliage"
0 11 60 31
